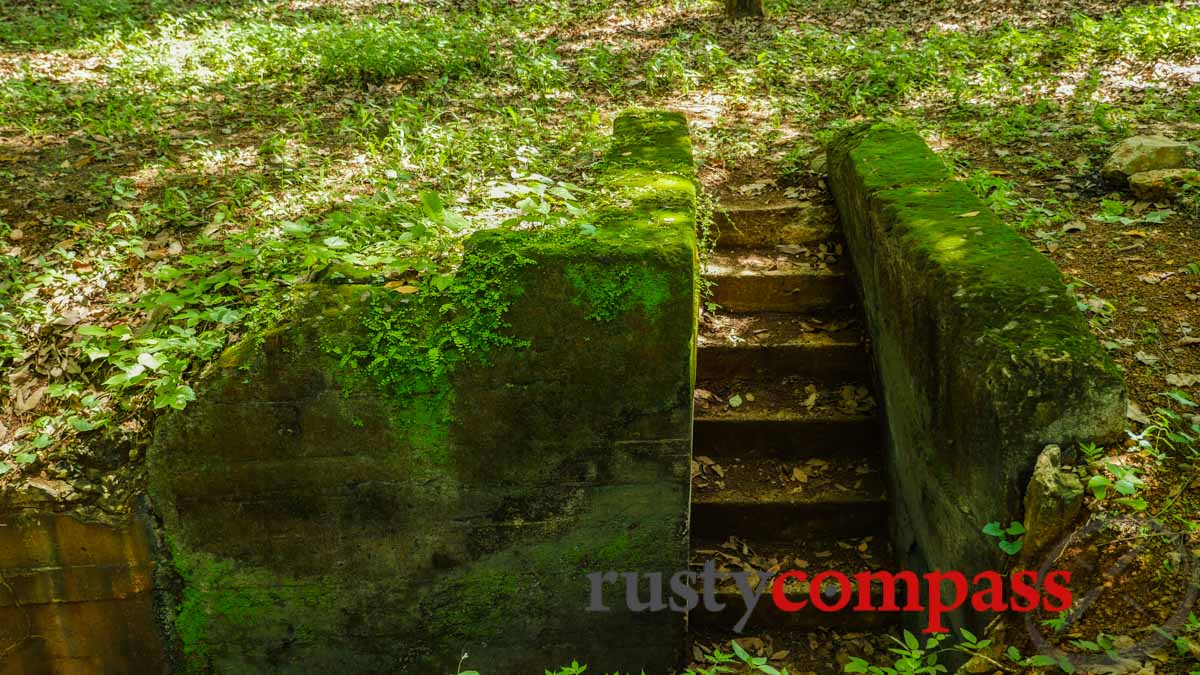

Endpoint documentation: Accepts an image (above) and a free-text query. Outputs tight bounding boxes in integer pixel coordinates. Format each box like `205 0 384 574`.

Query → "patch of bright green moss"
564 263 671 322
169 541 340 672
831 123 1118 374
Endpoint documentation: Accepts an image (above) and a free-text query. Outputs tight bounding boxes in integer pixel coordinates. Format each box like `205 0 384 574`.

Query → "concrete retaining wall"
828 123 1126 638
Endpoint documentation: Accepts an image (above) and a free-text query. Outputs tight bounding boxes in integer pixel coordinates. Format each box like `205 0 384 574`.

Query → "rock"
1102 135 1189 185
1128 168 1200 201
1022 445 1084 559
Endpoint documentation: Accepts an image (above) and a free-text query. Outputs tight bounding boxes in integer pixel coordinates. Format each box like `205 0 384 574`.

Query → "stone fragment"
1128 168 1200 201
1022 445 1083 559
1101 135 1189 185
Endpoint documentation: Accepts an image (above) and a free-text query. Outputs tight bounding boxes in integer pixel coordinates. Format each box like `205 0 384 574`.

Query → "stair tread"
692 534 893 579
694 376 877 422
698 311 864 350
704 245 846 279
718 196 825 213
692 454 886 506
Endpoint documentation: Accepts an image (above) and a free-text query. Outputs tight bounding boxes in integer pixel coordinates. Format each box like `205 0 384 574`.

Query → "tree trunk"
725 0 763 18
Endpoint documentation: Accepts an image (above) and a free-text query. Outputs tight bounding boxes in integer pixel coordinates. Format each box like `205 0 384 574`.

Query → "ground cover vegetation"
2 0 1200 672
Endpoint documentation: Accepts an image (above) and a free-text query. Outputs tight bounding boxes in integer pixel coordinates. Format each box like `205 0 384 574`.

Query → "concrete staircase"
689 197 898 671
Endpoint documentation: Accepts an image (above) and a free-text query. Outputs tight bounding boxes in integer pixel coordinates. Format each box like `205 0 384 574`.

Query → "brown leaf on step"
1166 373 1200 387
771 650 790 661
16 383 46 412
1126 400 1152 425
27 476 72 499
697 455 715 466
711 464 725 478
1135 350 1160 366
792 466 809 482
693 388 715 401
803 384 819 409
739 637 764 653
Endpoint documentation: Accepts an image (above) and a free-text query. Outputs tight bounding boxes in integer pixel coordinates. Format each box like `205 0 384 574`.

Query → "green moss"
564 263 671 322
168 541 340 672
151 109 697 672
831 123 1117 374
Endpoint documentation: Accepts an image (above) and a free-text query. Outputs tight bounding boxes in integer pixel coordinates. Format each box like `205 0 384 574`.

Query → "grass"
2 0 1200 672
1 0 1199 576
4 0 1199 492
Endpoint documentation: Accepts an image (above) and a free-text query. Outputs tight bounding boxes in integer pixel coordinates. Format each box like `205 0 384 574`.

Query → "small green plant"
545 662 588 675
681 640 789 675
1068 633 1118 660
1041 609 1072 633
1078 442 1104 463
845 631 949 674
1086 462 1147 510
454 651 480 675
1144 391 1200 458
982 520 1026 555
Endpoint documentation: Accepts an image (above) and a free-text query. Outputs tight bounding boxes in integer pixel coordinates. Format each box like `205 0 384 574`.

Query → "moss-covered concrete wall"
827 124 1125 638
148 110 697 673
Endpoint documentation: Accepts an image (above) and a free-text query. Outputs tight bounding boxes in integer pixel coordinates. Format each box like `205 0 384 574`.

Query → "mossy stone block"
828 123 1125 640
149 111 697 673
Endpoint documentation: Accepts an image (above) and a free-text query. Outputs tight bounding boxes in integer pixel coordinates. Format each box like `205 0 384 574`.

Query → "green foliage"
845 630 949 674
1078 441 1105 463
982 520 1026 555
322 244 534 404
844 629 1076 674
1141 392 1200 461
314 18 495 84
680 639 790 675
1086 462 1147 510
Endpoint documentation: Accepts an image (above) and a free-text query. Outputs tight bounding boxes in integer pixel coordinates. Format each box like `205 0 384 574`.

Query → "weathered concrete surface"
149 110 697 673
828 124 1126 638
0 500 167 675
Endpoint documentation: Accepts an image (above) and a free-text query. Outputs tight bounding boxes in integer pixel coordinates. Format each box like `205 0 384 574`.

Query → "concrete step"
689 535 899 632
698 311 869 381
713 198 841 248
704 247 854 313
690 454 887 541
693 377 880 458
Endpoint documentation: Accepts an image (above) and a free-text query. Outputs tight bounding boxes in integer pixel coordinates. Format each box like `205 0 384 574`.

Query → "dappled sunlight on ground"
1 0 1199 669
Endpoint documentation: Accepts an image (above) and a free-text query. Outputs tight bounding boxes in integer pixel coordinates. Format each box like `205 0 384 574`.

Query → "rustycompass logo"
585 562 1073 634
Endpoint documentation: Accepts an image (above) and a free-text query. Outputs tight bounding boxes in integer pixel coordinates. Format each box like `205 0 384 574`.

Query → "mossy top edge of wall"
829 122 1120 380
321 109 698 410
